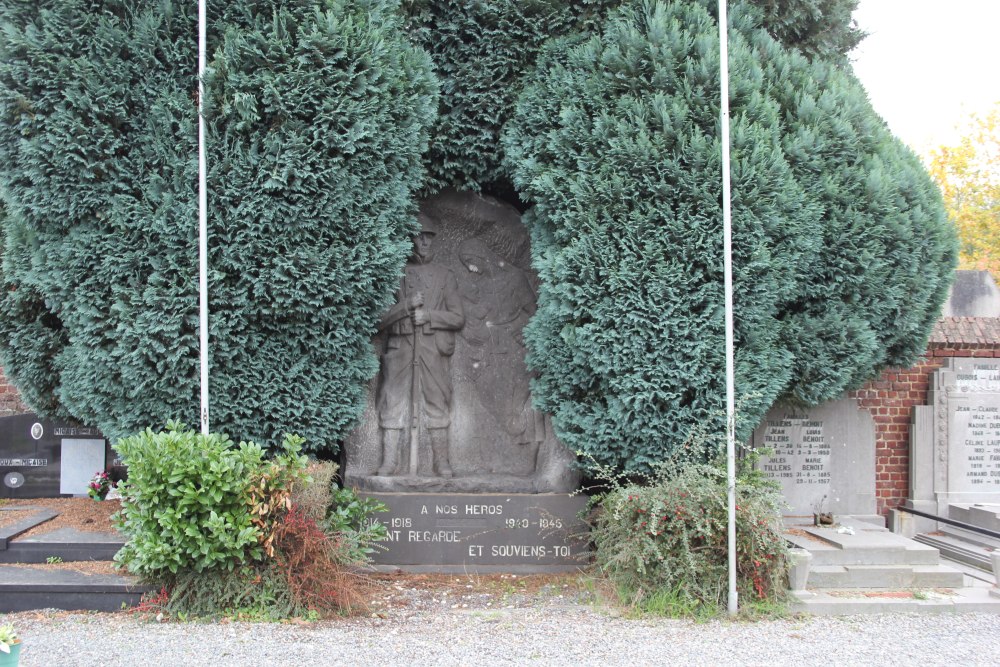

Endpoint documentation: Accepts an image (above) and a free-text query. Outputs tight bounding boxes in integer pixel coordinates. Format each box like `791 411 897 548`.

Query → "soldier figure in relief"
376 215 465 477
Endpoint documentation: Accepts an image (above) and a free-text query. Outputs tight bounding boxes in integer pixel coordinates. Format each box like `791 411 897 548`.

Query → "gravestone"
909 358 1000 521
344 190 585 571
0 413 110 498
751 397 877 519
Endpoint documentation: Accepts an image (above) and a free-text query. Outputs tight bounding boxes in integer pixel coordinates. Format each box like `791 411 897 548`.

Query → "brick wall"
0 367 27 417
851 317 1000 516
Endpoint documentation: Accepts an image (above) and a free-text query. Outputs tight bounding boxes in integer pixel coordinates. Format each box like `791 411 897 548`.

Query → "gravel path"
6 593 1000 667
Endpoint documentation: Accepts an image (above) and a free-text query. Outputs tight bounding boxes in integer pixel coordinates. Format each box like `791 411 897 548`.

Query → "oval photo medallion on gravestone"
4 472 24 489
343 190 587 571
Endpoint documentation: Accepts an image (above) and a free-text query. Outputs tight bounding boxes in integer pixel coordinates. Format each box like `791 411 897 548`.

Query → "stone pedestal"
366 493 589 573
786 548 814 594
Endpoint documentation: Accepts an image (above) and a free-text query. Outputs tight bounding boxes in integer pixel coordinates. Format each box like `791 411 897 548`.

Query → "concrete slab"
0 526 124 563
0 565 147 612
0 507 58 548
947 503 1000 537
791 586 1000 615
916 533 995 572
13 527 122 545
809 564 965 589
787 518 941 566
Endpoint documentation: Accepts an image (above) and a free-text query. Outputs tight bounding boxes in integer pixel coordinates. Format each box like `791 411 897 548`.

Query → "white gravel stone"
5 604 1000 666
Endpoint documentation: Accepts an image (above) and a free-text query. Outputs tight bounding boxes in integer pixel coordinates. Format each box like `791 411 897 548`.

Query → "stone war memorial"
344 190 589 571
0 0 982 618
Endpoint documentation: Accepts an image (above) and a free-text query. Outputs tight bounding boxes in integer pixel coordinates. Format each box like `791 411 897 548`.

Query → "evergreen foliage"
401 0 617 194
401 0 859 196
503 0 955 471
748 0 864 62
0 0 437 450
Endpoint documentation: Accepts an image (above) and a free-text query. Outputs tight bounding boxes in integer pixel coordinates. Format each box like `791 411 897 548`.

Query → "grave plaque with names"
910 358 1000 516
0 413 110 498
366 493 589 572
751 397 877 517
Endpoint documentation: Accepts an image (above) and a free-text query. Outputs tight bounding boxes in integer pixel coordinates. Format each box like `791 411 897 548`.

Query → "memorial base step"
807 564 965 589
785 517 942 566
0 502 147 611
915 533 996 574
789 586 1000 615
0 566 148 612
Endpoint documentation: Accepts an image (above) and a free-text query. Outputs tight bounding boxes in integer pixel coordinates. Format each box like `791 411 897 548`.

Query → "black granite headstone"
0 413 110 498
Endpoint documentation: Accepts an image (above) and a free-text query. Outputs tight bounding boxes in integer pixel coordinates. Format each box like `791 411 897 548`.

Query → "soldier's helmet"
417 213 438 236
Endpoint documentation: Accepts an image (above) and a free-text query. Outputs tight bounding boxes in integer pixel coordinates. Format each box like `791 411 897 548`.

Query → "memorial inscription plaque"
752 397 876 518
910 358 1000 518
367 493 589 572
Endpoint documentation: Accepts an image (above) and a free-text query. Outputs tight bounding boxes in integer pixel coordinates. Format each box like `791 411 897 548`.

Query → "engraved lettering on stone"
759 416 832 488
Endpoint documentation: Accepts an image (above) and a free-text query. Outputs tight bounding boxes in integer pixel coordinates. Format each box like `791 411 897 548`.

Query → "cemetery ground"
0 500 999 665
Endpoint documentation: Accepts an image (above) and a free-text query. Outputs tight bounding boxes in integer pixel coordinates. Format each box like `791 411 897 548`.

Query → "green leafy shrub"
502 0 955 472
114 422 304 575
118 426 384 618
0 0 438 454
590 451 788 615
326 486 389 563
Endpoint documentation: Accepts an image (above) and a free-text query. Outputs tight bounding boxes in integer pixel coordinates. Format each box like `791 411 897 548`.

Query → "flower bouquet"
87 470 111 501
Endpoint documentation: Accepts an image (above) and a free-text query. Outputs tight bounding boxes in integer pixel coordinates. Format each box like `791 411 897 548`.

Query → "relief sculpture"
376 215 464 478
344 190 580 493
457 237 546 470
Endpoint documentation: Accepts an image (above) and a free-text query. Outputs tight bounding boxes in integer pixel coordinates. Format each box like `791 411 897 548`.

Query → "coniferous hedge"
402 0 861 196
502 0 956 471
402 0 617 194
0 0 437 450
749 0 864 62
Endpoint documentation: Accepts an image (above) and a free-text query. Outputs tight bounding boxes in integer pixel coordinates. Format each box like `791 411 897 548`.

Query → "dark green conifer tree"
749 0 864 62
402 0 617 194
502 0 955 471
401 0 860 196
0 0 438 450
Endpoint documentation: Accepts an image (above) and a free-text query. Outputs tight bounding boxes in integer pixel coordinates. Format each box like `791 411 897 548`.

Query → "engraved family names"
752 398 877 517
760 416 832 487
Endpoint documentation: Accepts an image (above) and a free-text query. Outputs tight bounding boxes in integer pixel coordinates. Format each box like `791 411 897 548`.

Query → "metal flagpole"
718 0 738 617
198 0 210 435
